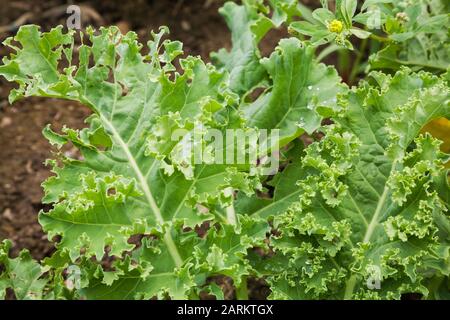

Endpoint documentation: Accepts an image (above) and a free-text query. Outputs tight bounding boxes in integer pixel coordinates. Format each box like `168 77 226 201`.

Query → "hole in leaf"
51 235 62 243
119 82 129 97
245 87 266 103
5 288 16 300
107 188 117 196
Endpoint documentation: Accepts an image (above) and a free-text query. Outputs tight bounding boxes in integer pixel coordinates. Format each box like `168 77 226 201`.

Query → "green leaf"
242 38 345 146
370 44 450 72
340 0 357 28
80 216 270 299
312 8 336 26
249 69 450 299
289 21 321 36
211 2 273 94
0 3 449 300
194 215 270 285
368 0 450 73
0 240 49 300
361 0 393 11
80 230 198 299
236 141 306 219
350 28 371 39
204 282 225 300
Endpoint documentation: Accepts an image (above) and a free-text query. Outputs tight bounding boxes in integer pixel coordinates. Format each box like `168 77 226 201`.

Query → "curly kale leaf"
242 69 450 299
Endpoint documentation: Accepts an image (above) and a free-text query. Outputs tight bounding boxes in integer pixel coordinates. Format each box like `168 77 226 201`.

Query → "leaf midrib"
90 109 183 267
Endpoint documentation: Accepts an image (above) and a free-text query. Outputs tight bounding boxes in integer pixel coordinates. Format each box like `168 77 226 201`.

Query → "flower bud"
328 19 344 33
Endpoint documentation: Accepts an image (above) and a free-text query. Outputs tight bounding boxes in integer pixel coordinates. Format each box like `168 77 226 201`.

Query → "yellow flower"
328 19 344 33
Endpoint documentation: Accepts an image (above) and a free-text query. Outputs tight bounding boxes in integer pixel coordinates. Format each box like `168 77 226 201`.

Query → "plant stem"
363 185 389 243
369 33 391 43
338 49 351 83
96 110 183 268
224 187 237 226
236 276 249 300
344 275 357 300
349 37 368 85
226 204 237 226
317 44 341 62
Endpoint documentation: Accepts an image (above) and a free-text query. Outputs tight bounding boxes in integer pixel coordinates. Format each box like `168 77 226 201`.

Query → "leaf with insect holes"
79 216 270 299
246 69 450 299
0 240 48 300
0 25 266 298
